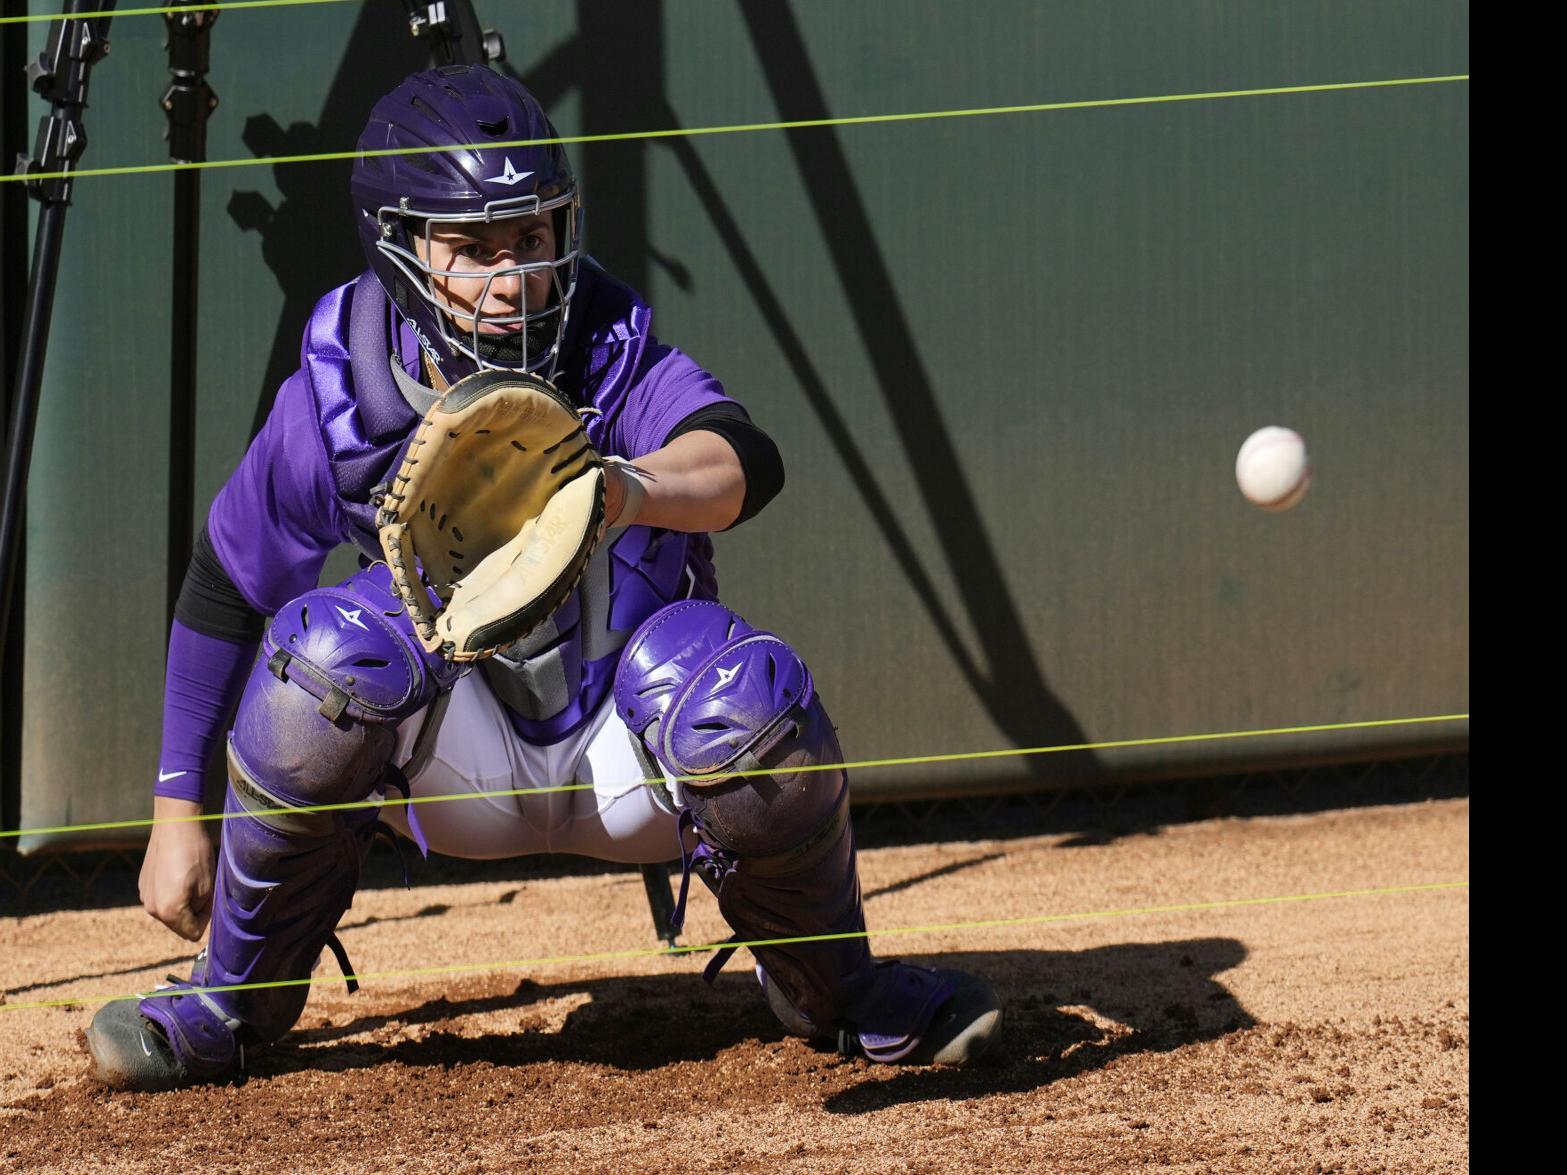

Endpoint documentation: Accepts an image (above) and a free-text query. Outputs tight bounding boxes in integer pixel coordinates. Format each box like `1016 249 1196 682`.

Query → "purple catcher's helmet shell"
350 65 581 382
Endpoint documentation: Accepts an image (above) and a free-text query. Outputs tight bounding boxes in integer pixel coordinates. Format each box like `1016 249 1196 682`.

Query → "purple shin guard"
140 778 380 1066
614 601 954 1048
140 566 447 1078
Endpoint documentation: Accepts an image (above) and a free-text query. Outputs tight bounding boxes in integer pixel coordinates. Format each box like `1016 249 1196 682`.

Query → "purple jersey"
208 260 737 742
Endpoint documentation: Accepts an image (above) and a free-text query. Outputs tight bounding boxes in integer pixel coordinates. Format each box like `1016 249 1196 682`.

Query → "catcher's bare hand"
139 796 215 942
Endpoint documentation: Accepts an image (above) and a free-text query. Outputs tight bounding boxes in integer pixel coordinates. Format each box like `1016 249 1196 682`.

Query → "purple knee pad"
143 565 451 1073
614 600 829 854
230 562 451 808
614 601 880 1028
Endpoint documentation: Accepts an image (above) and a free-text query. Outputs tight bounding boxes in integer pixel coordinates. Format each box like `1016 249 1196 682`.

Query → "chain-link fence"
1 752 1468 916
851 751 1469 847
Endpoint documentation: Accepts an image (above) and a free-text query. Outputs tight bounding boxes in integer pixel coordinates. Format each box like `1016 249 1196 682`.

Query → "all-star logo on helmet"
350 66 581 386
486 158 535 187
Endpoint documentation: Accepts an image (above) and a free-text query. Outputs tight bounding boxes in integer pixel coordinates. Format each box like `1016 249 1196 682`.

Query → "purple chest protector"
308 267 710 743
303 274 419 557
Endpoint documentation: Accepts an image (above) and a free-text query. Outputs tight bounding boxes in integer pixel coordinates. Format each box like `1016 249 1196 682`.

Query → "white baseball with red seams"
1236 426 1312 511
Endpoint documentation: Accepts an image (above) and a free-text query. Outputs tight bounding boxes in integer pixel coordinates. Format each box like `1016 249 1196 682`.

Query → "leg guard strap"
139 980 243 1082
670 797 854 984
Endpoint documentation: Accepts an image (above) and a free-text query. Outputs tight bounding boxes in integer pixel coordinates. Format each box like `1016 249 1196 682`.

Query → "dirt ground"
0 797 1468 1174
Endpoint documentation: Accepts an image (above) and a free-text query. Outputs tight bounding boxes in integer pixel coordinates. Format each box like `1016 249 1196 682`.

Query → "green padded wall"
5 0 1467 848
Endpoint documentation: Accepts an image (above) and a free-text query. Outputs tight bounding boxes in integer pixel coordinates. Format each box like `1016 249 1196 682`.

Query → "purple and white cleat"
760 960 1003 1066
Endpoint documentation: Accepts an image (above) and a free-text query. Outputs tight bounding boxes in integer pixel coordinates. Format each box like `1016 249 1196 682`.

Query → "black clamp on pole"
161 1 218 165
14 2 113 204
1 1 118 668
161 1 218 631
401 0 506 66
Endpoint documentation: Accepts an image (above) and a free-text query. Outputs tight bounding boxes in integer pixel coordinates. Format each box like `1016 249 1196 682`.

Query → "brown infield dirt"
0 798 1467 1174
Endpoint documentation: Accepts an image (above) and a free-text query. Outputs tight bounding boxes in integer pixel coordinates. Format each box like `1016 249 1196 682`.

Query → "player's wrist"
150 795 205 833
603 458 649 529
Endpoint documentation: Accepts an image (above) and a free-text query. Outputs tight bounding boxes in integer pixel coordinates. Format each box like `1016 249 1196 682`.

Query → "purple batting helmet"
350 65 581 382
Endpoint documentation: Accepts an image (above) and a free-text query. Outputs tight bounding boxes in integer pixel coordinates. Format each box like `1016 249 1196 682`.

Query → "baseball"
1235 426 1311 511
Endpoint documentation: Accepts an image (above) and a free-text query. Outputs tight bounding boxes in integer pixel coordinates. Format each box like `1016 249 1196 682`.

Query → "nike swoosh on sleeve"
157 770 189 783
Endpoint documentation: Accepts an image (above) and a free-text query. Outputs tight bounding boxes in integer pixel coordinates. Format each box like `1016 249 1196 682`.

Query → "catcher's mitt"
376 369 605 661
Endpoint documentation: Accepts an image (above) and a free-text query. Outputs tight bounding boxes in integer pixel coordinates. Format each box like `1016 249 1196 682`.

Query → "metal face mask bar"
375 190 581 377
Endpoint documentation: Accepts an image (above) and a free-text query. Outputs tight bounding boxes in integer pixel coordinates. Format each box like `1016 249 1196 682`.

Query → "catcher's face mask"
375 193 581 379
350 66 582 383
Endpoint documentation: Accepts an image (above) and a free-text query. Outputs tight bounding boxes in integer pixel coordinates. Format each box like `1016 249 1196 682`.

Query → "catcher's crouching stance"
90 575 997 1089
87 568 1000 1084
85 65 1000 1091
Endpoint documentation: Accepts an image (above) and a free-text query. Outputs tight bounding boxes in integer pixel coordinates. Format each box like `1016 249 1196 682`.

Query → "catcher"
85 65 1001 1090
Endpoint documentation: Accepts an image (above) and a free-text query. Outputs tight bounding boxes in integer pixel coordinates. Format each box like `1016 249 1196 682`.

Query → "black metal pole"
162 2 218 630
1 4 32 840
168 170 199 626
0 0 116 669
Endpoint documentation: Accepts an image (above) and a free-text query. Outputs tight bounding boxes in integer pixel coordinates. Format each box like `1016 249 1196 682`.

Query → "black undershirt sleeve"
663 402 785 529
174 524 267 643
